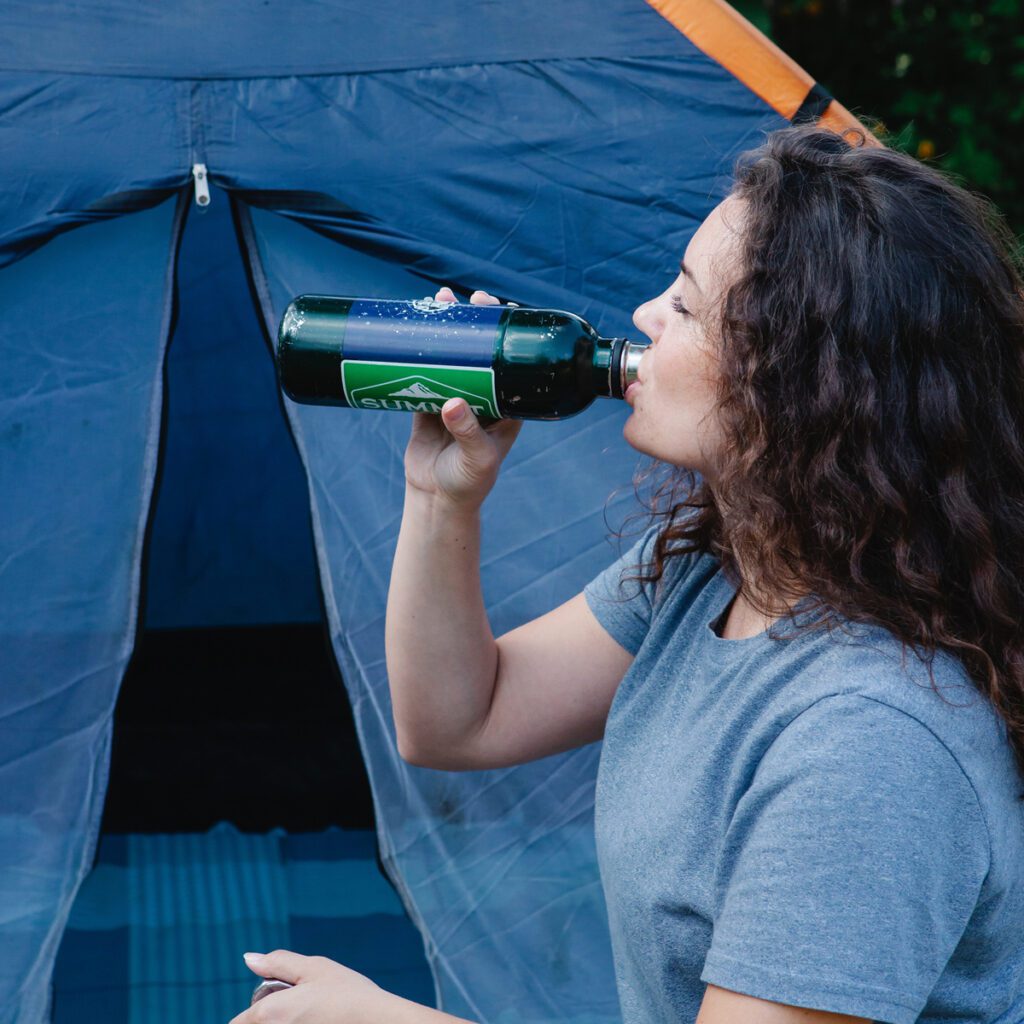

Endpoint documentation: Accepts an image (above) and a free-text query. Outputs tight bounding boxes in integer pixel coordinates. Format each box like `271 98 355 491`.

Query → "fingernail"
244 952 266 965
446 401 465 421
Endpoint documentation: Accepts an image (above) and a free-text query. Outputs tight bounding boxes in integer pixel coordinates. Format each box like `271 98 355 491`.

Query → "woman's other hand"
228 950 389 1024
229 950 479 1024
403 286 523 512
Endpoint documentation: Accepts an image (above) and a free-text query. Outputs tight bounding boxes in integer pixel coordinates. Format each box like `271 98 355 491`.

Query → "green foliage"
735 0 1024 242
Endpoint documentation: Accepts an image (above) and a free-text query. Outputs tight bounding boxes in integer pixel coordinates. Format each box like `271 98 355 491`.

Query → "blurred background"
734 0 1024 240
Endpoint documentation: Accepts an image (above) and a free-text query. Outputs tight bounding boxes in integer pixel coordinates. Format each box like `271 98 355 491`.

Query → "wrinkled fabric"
0 2 788 1021
1 30 774 274
0 196 187 1024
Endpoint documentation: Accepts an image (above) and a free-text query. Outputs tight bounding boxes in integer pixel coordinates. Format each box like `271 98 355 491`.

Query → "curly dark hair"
626 123 1024 791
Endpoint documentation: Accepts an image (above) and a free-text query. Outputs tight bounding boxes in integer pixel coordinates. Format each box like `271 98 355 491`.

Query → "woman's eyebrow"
679 259 703 294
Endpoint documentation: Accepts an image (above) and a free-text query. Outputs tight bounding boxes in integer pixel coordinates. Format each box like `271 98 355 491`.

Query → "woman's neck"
719 571 808 640
712 507 809 638
718 588 784 639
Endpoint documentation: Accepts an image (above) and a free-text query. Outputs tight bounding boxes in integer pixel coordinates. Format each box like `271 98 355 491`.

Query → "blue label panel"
343 299 504 367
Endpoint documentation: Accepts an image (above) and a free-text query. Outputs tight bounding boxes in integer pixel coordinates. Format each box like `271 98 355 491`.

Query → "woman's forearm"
375 991 478 1024
385 486 499 765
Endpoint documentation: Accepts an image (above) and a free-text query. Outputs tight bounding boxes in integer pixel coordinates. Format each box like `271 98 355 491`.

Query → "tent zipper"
192 163 210 208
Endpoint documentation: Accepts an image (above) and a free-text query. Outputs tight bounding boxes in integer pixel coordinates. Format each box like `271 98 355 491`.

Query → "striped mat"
53 824 435 1024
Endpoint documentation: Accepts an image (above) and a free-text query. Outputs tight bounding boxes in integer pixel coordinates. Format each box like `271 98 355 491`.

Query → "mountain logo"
388 381 446 400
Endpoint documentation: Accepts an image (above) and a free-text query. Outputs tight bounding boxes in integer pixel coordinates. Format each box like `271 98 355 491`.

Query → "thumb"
440 399 495 459
243 950 310 984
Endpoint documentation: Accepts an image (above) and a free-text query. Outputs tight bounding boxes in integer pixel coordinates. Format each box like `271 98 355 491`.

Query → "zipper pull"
192 163 210 208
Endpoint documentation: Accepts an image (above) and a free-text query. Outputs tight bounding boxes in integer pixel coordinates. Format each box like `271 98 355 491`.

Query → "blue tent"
0 2 868 1021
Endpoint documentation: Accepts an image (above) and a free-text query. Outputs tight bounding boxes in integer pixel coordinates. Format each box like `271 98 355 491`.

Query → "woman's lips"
625 381 640 402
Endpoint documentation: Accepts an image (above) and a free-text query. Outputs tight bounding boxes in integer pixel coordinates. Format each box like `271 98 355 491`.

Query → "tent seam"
0 51 725 83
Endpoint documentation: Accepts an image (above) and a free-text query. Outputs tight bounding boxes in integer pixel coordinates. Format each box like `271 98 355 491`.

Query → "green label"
342 361 499 417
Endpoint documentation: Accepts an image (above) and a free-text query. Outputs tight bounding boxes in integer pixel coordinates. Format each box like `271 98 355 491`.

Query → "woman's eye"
670 295 690 316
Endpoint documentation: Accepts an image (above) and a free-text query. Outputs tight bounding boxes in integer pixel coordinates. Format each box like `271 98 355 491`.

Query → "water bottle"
277 295 646 421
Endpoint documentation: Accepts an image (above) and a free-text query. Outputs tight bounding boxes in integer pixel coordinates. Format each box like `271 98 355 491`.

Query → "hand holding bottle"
403 287 524 511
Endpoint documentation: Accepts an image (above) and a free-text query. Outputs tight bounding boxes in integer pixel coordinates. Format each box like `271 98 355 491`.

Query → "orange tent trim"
646 0 880 144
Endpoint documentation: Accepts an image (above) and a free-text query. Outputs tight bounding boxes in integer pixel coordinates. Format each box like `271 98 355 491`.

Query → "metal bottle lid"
620 340 646 390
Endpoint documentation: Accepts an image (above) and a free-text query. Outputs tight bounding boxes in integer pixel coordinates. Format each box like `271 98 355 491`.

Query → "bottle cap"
251 979 294 1005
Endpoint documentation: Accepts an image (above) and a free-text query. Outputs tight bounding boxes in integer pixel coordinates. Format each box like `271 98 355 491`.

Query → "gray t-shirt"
584 524 1024 1024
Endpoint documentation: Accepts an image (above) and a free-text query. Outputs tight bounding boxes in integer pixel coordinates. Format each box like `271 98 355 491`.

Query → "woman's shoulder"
783 623 1024 875
594 517 720 614
813 621 1007 753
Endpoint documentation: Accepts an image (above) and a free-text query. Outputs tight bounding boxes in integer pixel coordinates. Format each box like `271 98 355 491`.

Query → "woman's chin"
623 421 703 469
622 417 655 458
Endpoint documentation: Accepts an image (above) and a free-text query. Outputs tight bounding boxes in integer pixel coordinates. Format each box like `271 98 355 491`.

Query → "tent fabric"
0 195 188 1024
0 2 868 1021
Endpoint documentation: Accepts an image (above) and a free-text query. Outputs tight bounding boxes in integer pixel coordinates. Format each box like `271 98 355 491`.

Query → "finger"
434 287 457 302
488 418 524 460
408 409 446 442
243 950 313 985
469 290 500 305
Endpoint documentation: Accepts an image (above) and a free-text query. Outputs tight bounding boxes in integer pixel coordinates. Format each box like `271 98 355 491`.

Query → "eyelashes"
670 295 690 316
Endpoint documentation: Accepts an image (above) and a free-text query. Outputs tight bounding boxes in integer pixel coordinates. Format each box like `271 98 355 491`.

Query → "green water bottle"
277 295 647 421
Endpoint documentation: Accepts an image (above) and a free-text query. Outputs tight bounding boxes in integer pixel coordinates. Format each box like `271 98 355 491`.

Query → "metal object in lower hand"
251 979 294 1005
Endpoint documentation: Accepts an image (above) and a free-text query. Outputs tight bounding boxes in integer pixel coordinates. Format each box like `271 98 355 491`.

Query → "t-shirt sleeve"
701 694 991 1024
582 524 663 656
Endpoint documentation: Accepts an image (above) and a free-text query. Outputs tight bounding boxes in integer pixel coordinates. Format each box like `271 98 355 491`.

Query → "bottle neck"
593 337 647 399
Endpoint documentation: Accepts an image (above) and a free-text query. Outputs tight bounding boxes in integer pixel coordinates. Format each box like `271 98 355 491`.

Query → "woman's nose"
632 300 661 341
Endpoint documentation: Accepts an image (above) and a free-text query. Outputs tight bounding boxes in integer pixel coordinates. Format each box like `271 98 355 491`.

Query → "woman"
232 126 1024 1023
